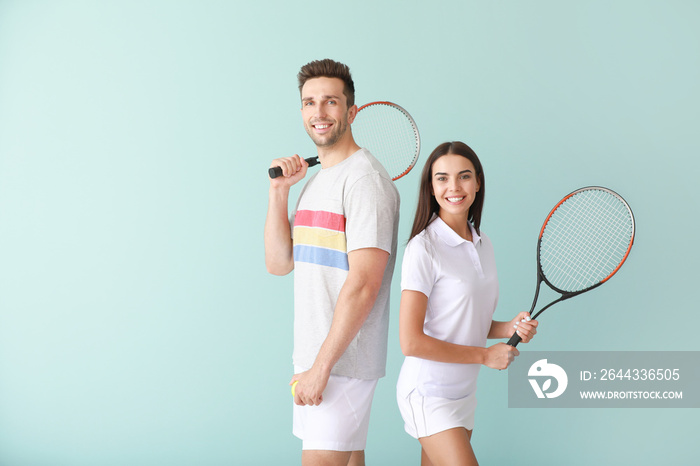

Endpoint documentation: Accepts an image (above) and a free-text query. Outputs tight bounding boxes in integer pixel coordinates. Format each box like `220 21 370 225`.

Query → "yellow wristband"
291 381 298 397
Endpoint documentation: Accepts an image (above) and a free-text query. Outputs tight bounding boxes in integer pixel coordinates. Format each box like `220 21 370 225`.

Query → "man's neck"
317 136 361 169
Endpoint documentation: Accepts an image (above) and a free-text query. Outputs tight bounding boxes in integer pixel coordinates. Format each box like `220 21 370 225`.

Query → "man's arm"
264 155 308 275
291 247 389 406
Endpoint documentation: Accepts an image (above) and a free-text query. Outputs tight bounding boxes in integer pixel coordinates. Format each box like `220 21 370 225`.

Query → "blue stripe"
294 245 349 271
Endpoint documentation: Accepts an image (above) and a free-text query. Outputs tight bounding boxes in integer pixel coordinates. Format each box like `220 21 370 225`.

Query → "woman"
396 141 538 466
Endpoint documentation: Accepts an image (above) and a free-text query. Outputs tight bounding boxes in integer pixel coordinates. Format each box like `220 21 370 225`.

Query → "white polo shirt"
397 216 499 400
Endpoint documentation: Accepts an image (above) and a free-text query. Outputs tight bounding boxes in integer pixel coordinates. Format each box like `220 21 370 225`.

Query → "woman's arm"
399 290 518 370
488 312 538 342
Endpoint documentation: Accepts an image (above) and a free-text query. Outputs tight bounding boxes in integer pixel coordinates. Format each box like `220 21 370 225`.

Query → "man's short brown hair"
297 59 355 107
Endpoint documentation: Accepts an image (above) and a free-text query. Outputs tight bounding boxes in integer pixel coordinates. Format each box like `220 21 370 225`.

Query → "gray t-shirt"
290 148 400 380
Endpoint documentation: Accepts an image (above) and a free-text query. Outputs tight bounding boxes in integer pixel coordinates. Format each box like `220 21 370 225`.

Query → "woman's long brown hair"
408 141 485 241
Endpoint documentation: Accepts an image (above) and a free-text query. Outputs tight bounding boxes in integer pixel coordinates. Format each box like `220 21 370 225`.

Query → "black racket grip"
268 157 319 179
507 332 522 348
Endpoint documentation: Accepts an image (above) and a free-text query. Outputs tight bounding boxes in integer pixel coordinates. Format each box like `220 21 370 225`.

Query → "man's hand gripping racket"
508 186 635 347
268 101 420 181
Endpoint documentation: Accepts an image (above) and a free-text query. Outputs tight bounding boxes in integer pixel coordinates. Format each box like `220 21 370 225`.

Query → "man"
264 59 400 466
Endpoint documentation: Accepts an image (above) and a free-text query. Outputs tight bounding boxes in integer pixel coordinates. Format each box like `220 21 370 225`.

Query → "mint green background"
0 1 697 464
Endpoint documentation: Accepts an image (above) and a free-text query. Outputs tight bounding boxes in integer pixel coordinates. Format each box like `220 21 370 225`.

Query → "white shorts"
293 369 378 451
396 388 477 439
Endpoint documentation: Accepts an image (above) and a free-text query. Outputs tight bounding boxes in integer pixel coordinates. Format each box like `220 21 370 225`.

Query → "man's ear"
347 104 358 124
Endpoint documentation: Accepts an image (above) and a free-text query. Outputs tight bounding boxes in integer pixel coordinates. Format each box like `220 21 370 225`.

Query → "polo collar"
430 215 481 247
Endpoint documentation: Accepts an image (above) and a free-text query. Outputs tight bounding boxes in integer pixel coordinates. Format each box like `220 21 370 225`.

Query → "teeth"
315 124 330 129
447 197 464 202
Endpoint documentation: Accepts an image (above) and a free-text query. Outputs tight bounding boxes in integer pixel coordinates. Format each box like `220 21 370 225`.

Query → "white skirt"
396 387 477 439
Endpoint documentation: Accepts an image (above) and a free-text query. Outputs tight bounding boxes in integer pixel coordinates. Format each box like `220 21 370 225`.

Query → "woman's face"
431 154 480 219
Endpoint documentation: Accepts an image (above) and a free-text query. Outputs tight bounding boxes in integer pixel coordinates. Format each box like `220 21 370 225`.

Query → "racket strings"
544 197 630 287
542 193 632 289
353 103 419 180
540 189 634 293
551 201 627 273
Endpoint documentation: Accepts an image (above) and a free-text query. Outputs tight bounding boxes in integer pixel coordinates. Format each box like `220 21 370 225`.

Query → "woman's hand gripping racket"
268 101 420 181
507 186 635 347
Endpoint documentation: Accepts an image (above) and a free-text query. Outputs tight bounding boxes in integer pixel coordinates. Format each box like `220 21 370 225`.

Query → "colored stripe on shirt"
293 210 348 271
293 245 349 271
294 210 346 232
293 227 347 252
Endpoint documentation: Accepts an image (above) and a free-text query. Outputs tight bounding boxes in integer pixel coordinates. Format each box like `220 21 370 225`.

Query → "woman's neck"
439 211 472 241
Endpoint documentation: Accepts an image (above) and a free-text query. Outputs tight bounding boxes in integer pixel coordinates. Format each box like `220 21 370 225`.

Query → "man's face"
300 77 356 148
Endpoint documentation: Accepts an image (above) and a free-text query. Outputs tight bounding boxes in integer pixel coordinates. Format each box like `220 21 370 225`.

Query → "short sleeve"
343 174 398 254
289 180 307 240
400 235 437 298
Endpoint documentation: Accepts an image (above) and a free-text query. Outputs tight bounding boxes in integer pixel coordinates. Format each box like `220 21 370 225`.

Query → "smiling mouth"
446 196 465 203
312 122 333 131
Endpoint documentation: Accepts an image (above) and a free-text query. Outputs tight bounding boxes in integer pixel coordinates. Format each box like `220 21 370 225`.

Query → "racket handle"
507 332 522 348
268 157 319 179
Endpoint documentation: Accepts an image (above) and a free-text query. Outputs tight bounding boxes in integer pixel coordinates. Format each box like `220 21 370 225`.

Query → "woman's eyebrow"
433 169 473 176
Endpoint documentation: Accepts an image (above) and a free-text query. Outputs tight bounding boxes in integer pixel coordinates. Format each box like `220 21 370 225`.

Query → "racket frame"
268 101 420 181
354 101 421 180
507 186 635 347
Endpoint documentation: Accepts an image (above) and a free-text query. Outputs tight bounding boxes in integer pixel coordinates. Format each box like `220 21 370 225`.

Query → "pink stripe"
295 210 346 232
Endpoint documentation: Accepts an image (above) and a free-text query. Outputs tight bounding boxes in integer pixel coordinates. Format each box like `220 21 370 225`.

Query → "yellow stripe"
293 226 347 252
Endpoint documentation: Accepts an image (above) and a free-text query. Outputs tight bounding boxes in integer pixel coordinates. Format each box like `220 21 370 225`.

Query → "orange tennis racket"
268 101 420 181
508 186 635 347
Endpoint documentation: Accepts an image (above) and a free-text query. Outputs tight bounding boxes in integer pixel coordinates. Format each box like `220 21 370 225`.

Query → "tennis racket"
268 101 420 181
507 186 635 347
